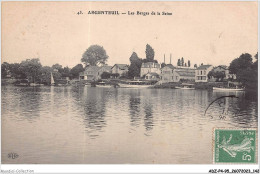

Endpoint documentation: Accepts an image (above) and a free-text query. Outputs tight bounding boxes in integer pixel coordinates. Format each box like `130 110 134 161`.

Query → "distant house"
160 64 195 83
212 65 236 80
145 72 160 81
98 66 112 79
140 62 161 77
112 64 128 76
79 66 100 80
160 64 175 83
195 65 213 82
174 68 195 82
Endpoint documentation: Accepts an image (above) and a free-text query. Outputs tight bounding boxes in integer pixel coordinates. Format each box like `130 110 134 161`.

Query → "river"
1 85 257 164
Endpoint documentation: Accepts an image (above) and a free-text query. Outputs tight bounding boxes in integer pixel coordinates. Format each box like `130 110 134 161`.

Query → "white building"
140 62 161 77
195 65 213 82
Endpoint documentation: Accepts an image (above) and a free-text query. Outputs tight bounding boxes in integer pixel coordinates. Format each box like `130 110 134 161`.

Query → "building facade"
140 62 161 77
79 65 112 80
144 72 160 81
160 64 195 83
195 65 213 82
160 64 175 83
111 64 128 76
97 66 112 79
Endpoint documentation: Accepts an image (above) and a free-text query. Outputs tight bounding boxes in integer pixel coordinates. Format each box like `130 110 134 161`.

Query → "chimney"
170 54 172 64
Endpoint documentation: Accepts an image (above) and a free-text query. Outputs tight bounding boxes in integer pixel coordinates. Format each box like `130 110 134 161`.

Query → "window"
201 71 203 75
176 76 178 80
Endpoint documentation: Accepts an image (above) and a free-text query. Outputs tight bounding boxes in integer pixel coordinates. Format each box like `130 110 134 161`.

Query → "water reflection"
129 96 141 127
144 102 154 131
1 86 258 164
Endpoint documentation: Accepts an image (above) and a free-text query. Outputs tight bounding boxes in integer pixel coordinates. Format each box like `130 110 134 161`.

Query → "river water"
1 85 257 164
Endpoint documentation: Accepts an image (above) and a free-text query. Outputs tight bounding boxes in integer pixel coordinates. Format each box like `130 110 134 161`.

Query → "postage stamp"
213 129 257 163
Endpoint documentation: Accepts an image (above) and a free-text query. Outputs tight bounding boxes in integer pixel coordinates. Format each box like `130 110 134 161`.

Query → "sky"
2 1 258 68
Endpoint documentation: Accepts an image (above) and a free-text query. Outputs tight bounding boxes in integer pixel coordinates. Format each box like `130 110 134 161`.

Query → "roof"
216 65 228 70
176 71 195 77
162 64 175 70
142 62 160 68
145 72 160 76
197 65 212 70
85 66 100 72
112 64 128 70
98 65 112 71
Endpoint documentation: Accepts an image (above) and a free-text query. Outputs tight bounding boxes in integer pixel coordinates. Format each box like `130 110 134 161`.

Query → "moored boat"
95 81 112 88
213 87 245 91
175 83 195 90
118 80 155 88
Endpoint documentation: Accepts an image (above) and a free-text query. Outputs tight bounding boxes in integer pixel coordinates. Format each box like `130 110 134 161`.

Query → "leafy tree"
229 53 257 89
184 63 187 67
177 59 181 66
101 72 111 79
41 66 62 84
62 66 71 78
188 60 191 67
19 58 42 82
7 63 26 79
161 63 166 68
81 45 109 66
52 64 63 72
145 44 155 62
181 57 184 66
229 53 253 75
128 52 142 78
70 64 84 79
1 62 9 78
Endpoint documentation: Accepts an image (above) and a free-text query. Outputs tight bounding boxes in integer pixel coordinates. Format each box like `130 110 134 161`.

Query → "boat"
118 80 155 88
14 79 30 87
50 72 55 86
30 83 44 87
95 81 112 88
175 83 195 90
213 87 245 91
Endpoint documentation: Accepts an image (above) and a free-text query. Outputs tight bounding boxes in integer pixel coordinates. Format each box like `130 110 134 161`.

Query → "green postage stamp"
214 129 257 163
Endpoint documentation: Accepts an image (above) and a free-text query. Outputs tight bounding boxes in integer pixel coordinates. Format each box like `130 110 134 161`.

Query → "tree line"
1 42 258 90
1 59 85 84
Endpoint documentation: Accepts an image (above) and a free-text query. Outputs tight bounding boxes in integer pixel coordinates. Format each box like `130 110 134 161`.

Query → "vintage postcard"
1 1 258 172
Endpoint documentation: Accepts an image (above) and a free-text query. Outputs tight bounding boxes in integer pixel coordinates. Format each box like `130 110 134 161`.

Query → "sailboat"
50 72 55 86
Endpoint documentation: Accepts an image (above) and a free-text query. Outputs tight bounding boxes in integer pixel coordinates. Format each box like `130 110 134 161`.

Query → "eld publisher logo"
8 152 19 159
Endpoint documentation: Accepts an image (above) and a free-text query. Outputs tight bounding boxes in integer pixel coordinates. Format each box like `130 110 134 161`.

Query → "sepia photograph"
1 1 258 168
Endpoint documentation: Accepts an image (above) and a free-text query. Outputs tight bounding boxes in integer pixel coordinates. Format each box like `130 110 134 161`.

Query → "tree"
62 66 71 78
19 58 42 82
161 63 166 68
128 52 142 78
145 44 155 62
184 63 187 67
194 64 198 68
188 60 191 67
7 63 26 79
229 53 253 75
52 64 63 71
101 72 111 79
1 62 9 78
177 59 181 66
41 66 62 84
181 57 184 66
70 64 84 79
81 45 109 66
229 53 257 89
